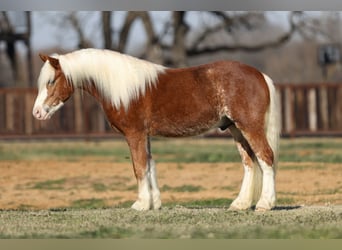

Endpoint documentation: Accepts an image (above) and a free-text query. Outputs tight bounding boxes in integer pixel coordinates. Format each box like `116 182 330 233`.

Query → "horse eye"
47 79 55 86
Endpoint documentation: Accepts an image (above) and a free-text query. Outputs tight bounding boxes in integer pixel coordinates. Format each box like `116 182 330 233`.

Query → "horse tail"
263 73 280 170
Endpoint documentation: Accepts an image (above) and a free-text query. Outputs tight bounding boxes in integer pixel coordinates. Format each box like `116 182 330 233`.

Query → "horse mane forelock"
56 49 166 109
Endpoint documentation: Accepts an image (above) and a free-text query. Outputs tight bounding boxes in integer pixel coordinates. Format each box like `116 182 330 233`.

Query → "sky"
30 11 171 52
29 11 291 53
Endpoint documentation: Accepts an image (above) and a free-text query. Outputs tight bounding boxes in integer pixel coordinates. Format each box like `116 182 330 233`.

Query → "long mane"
41 48 166 109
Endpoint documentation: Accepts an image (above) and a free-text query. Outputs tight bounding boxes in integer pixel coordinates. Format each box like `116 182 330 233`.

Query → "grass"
71 199 107 209
0 137 341 238
161 185 204 193
92 183 108 192
32 179 66 190
1 137 342 163
0 141 130 162
279 138 342 163
169 198 233 208
0 205 341 238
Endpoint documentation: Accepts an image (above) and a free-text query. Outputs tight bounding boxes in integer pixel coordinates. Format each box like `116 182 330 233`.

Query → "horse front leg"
126 135 161 211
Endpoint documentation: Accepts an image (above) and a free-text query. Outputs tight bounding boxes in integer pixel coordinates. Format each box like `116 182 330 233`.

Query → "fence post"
5 93 15 132
284 87 295 135
335 86 342 129
97 112 106 133
276 88 283 134
308 88 317 132
73 90 84 134
24 92 34 135
319 86 329 130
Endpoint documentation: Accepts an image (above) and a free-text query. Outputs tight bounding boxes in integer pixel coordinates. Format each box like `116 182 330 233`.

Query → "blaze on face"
32 55 74 120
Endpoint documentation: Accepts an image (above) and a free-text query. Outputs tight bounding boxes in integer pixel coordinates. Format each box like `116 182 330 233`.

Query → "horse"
32 48 280 211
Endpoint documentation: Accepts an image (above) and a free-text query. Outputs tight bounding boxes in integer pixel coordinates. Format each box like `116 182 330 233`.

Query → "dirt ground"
0 160 340 210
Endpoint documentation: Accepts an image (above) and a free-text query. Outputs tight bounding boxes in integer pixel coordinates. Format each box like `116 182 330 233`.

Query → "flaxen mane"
40 48 166 109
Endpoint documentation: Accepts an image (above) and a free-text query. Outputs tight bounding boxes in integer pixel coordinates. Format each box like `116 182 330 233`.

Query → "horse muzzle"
32 102 64 120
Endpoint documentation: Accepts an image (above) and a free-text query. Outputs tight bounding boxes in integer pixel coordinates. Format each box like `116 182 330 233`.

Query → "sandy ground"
0 160 341 209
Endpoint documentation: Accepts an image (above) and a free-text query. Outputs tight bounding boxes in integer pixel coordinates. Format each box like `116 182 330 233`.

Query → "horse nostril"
33 108 41 118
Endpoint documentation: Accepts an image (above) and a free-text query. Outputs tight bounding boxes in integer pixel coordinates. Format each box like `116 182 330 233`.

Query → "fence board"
319 87 329 130
308 88 317 132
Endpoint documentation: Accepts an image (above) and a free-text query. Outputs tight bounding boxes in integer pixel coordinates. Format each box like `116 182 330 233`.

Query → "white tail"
263 73 280 169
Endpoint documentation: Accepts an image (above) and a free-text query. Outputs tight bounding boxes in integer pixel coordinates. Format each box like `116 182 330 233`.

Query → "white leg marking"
131 174 152 211
255 159 276 211
131 159 161 211
230 164 260 210
229 125 263 210
148 159 161 209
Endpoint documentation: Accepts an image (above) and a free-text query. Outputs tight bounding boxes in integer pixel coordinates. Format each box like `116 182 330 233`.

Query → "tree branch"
68 12 93 49
117 12 140 52
0 11 13 33
187 12 297 56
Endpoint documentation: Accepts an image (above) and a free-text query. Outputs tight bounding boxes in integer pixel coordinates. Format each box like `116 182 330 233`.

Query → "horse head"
32 54 74 120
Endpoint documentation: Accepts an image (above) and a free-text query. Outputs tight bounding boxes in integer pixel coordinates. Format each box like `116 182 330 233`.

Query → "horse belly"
150 106 220 137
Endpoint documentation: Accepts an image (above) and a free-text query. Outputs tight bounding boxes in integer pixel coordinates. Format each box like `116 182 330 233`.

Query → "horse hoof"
255 206 271 212
131 200 151 211
228 206 242 211
255 202 274 212
228 205 250 211
255 199 274 212
229 200 252 210
152 200 162 210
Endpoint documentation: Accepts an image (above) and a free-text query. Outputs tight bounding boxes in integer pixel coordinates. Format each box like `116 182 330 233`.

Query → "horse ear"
39 53 49 62
47 56 60 70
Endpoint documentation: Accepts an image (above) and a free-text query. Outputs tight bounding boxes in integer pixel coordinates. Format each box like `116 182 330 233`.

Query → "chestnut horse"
33 48 280 211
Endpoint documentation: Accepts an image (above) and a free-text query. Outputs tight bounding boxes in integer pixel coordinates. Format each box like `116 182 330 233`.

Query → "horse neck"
79 81 103 103
78 81 122 115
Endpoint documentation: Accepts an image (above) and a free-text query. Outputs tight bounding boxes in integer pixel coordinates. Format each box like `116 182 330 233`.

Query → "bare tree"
136 11 290 66
67 12 93 49
0 12 16 79
102 11 112 49
117 11 163 63
171 11 188 66
178 12 299 56
42 11 341 69
0 11 32 86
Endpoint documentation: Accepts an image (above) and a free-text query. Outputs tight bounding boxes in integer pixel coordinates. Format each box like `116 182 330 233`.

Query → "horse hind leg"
229 125 262 210
238 126 277 211
254 156 276 211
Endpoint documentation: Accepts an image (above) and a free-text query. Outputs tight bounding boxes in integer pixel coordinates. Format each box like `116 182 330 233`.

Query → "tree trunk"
172 11 187 67
118 12 163 63
102 11 112 49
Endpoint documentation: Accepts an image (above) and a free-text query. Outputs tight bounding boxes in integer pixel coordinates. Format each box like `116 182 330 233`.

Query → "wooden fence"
0 83 342 139
277 83 342 136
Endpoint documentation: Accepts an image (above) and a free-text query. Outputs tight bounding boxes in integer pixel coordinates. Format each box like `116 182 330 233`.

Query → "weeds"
32 179 66 190
161 185 204 192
